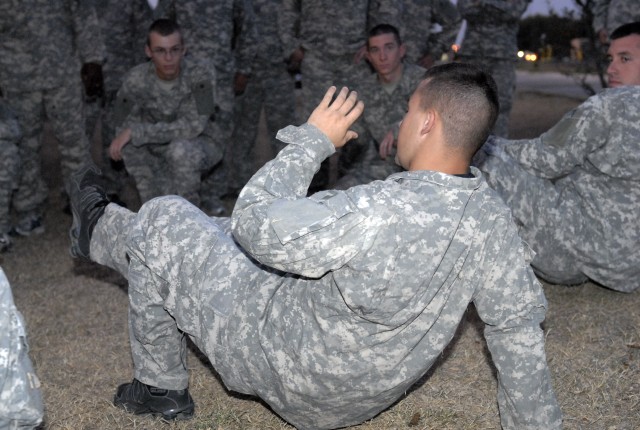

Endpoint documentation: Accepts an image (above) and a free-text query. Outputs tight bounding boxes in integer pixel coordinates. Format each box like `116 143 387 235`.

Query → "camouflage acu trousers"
0 141 19 233
201 69 235 201
229 62 296 192
122 137 222 207
481 154 589 285
4 80 92 216
90 197 261 393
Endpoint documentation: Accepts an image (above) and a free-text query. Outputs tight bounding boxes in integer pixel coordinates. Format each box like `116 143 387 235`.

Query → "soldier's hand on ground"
307 86 364 149
109 128 132 161
379 130 396 159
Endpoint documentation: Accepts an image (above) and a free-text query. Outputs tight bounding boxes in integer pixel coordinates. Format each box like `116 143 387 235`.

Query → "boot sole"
114 398 194 421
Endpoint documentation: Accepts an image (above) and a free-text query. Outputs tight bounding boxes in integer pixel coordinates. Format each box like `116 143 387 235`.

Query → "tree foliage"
517 13 588 59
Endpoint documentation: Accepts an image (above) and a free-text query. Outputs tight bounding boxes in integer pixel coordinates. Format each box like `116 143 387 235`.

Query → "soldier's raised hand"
307 86 364 148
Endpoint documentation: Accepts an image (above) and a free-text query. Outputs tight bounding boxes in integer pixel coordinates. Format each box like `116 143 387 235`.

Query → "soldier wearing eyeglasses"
110 19 223 211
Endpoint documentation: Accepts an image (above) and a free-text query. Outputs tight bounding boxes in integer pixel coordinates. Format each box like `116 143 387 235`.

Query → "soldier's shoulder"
404 63 427 79
583 86 640 116
599 85 640 101
182 57 216 81
122 62 153 83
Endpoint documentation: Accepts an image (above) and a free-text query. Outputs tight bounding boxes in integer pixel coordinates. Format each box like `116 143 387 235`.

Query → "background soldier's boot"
113 379 194 421
68 165 110 260
11 214 45 237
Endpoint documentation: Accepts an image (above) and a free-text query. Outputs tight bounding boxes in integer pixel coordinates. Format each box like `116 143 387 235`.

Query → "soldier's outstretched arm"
232 86 372 278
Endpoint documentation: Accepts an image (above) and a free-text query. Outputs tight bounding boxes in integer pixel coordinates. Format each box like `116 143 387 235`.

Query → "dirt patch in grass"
2 89 638 429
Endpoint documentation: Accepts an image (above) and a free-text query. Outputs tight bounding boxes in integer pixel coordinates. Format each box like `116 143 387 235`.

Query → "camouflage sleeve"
121 68 215 146
233 0 259 76
427 0 462 59
278 0 302 59
70 0 105 64
232 124 373 278
473 218 562 429
496 92 610 179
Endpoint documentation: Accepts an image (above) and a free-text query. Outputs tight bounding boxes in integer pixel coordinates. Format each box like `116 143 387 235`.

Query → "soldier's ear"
420 109 436 136
364 48 372 63
144 44 152 60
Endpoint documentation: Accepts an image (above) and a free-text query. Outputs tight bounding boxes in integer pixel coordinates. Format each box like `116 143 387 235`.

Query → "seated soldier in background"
69 63 561 429
336 23 426 189
110 19 224 214
474 22 640 292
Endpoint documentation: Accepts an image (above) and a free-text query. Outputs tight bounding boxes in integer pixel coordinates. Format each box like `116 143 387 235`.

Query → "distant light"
517 50 525 58
451 44 459 53
525 53 538 62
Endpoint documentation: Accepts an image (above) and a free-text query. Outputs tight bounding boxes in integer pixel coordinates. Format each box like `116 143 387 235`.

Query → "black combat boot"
68 165 110 259
113 378 195 421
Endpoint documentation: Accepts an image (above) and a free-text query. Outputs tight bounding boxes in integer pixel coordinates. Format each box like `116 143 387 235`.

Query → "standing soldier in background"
86 0 175 204
173 0 258 215
0 0 104 235
0 102 21 253
592 0 640 44
456 0 531 137
278 0 401 191
400 0 461 69
228 0 297 195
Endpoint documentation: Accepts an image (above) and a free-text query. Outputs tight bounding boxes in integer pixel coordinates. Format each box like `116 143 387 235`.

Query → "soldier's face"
606 34 640 87
366 33 406 83
145 31 185 81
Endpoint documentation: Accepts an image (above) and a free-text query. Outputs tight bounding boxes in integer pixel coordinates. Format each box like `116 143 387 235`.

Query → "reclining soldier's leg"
480 154 588 285
69 167 260 420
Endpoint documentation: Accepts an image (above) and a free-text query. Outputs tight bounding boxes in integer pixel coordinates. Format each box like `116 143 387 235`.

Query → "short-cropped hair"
417 63 499 157
610 22 640 40
147 19 182 45
368 23 402 46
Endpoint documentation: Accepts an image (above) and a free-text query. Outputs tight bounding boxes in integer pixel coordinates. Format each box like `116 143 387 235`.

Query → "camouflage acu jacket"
115 58 218 147
224 124 561 429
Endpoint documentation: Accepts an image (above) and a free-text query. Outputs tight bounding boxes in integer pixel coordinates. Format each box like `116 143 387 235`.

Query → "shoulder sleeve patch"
113 94 133 126
192 80 216 117
268 191 359 244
